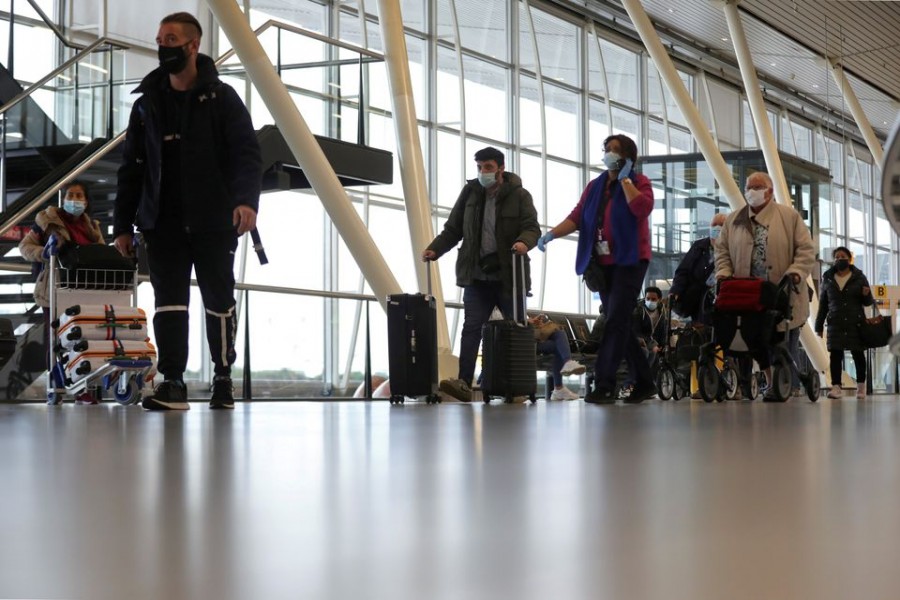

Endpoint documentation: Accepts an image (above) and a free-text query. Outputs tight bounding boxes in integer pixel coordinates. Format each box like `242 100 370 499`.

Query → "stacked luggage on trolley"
697 276 819 403
46 239 157 405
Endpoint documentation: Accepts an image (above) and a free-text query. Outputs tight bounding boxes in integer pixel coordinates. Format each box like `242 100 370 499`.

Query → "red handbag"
714 277 778 312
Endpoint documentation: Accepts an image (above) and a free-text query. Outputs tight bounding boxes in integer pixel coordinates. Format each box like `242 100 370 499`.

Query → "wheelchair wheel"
749 372 761 401
722 363 739 400
698 364 719 403
656 366 676 401
771 363 792 402
805 371 821 402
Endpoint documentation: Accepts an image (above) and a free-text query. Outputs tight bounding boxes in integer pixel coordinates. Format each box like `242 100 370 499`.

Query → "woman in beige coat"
18 181 105 309
714 172 816 399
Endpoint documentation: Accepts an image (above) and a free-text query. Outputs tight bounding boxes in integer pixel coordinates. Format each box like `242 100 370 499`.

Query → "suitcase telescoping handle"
511 250 526 325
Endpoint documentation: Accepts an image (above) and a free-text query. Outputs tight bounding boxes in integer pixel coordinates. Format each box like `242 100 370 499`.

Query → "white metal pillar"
827 57 885 166
375 0 456 379
722 0 828 377
621 0 829 376
723 1 789 204
620 0 743 208
206 0 402 310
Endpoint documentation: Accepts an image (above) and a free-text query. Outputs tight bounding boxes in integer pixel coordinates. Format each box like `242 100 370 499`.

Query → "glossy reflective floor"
3 397 900 600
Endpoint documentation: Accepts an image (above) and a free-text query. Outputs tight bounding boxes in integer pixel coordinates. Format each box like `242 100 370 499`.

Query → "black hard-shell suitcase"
386 264 439 404
481 253 537 403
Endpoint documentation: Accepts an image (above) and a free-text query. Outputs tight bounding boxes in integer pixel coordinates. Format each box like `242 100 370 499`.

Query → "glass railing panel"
1 41 129 155
216 21 384 143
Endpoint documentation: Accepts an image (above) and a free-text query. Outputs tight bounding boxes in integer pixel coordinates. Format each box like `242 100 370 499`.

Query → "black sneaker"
584 387 615 404
625 381 656 404
209 376 235 410
142 380 189 411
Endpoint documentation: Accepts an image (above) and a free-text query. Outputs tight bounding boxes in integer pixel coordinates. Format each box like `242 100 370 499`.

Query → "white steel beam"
620 0 744 209
722 0 828 377
827 57 885 166
375 0 456 377
207 0 402 310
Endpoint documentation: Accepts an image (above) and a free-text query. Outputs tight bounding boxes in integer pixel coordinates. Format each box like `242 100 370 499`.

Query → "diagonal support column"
375 0 456 378
827 57 884 166
722 0 828 378
621 0 828 376
207 0 401 310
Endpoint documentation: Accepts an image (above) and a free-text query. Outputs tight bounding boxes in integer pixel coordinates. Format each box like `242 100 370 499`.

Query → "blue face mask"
645 300 658 312
63 200 86 217
478 172 496 188
602 152 622 171
709 226 722 240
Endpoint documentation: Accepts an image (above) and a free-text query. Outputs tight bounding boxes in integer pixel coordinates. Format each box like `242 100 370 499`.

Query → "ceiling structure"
578 0 900 142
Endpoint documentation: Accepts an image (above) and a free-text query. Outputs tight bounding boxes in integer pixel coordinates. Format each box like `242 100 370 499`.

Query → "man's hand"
862 286 871 296
422 249 437 262
233 206 257 235
511 241 528 255
114 233 134 257
789 273 801 285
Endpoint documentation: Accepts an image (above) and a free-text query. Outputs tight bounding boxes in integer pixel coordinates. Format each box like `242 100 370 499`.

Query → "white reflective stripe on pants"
206 306 235 369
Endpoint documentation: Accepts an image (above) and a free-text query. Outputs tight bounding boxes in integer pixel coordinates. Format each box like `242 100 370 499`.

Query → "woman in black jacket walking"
814 247 873 399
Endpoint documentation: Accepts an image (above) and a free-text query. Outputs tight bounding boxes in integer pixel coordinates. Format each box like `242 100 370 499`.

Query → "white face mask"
645 300 658 312
745 188 767 208
478 172 496 188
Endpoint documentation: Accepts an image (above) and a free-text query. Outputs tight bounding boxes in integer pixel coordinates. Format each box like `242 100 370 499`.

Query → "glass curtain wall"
208 0 894 397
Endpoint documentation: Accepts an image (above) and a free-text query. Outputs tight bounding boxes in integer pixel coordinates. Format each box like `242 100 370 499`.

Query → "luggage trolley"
45 237 156 405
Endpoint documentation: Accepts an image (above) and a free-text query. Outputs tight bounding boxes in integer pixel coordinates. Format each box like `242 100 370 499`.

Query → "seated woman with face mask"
19 180 106 314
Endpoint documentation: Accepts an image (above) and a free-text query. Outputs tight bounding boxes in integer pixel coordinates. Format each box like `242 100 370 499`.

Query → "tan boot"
856 383 867 400
826 385 842 399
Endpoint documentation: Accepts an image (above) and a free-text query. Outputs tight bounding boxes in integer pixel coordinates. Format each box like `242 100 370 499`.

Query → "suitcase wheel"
425 394 440 405
389 395 405 405
529 394 537 404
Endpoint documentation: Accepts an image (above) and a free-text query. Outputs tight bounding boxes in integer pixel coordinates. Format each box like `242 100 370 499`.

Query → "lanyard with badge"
594 182 613 257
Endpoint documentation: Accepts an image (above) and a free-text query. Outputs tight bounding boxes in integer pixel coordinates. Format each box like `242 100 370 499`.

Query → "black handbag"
582 259 605 292
859 303 892 349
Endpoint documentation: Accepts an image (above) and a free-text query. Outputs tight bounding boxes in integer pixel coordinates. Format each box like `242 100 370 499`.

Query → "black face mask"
158 43 191 75
834 258 850 272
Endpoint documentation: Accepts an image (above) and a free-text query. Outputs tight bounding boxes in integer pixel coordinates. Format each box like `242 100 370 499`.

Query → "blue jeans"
594 262 652 392
458 280 523 384
536 329 571 387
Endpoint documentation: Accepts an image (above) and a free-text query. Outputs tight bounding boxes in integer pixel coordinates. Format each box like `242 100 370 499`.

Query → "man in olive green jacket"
422 147 540 401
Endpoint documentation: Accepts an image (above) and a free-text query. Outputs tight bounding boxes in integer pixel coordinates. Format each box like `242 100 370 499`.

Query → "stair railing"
0 18 383 234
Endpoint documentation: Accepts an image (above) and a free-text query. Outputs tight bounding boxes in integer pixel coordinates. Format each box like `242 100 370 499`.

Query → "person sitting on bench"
530 314 584 401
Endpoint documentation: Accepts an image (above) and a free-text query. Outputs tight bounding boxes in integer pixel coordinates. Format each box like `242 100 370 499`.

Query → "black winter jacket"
669 236 715 321
814 265 874 352
113 54 262 236
426 172 540 293
632 303 668 350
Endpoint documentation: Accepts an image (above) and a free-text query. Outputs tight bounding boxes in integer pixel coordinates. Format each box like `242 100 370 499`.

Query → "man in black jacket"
113 12 262 411
422 147 540 401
